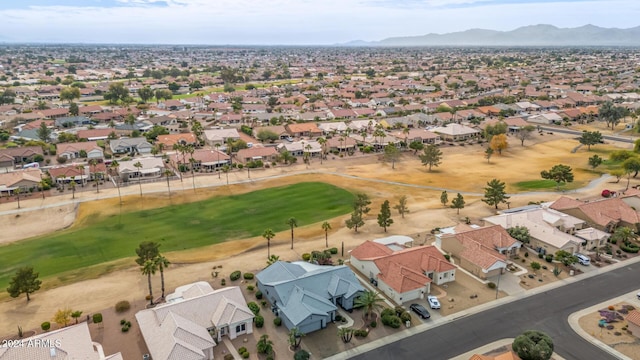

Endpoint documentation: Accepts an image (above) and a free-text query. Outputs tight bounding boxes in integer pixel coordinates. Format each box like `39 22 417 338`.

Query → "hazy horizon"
0 1 638 45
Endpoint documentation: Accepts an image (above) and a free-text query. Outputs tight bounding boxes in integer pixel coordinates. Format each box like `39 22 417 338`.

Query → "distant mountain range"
342 25 640 47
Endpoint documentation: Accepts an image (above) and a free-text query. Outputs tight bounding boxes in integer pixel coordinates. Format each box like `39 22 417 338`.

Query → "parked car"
142 354 150 360
410 303 431 319
574 253 590 266
427 295 441 309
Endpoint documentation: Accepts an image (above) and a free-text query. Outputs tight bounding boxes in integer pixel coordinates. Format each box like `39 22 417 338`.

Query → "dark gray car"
410 303 431 319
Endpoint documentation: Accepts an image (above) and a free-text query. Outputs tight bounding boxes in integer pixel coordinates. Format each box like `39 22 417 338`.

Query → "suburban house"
54 116 93 128
48 165 89 185
626 310 640 339
0 322 123 360
285 123 323 138
439 225 520 280
204 128 240 146
156 133 198 150
118 157 166 181
254 125 289 140
549 196 640 233
0 168 43 195
350 237 456 304
484 206 601 255
136 282 254 360
391 128 440 145
109 137 153 155
170 149 230 171
326 136 358 153
236 147 279 164
77 128 115 141
0 146 44 171
318 121 348 134
276 140 322 157
56 141 104 160
429 123 481 142
527 112 563 125
256 261 364 334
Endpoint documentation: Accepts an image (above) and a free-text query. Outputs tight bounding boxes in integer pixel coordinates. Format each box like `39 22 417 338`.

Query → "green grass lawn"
0 182 353 289
513 179 583 191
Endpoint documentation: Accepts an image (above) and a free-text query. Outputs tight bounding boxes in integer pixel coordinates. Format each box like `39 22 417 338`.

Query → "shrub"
381 308 395 318
273 317 282 326
400 311 411 323
230 271 242 281
545 254 553 263
224 354 234 360
241 351 250 359
255 315 264 328
247 285 254 292
370 320 377 328
487 282 496 289
381 315 402 328
221 279 226 286
243 272 254 280
394 306 405 316
120 319 126 325
335 314 342 322
294 349 310 360
238 347 247 354
538 253 544 259
329 247 339 254
115 300 130 313
354 329 368 337
247 302 260 315
620 243 640 253
92 313 103 324
302 253 311 261
41 322 51 331
524 252 529 258
121 324 130 332
444 254 451 261
261 300 267 307
255 291 263 299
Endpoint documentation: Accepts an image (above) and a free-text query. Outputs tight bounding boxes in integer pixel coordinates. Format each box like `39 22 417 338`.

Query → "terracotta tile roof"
549 196 584 210
377 262 430 293
157 133 197 148
286 123 322 133
455 225 519 250
349 240 393 260
459 240 506 270
552 196 640 227
627 310 640 327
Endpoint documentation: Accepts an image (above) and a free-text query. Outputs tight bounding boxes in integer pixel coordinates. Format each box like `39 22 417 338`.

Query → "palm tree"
164 169 173 199
71 310 83 324
321 221 332 248
69 177 76 199
154 255 170 299
110 160 122 204
141 259 157 306
317 137 326 164
403 127 410 150
286 217 298 250
14 188 21 209
133 161 143 197
214 143 222 179
222 164 230 185
354 290 384 321
288 327 305 350
263 228 275 259
88 159 100 193
187 144 196 192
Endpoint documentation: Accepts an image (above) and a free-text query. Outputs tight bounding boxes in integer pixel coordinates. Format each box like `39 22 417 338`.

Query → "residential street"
349 259 640 360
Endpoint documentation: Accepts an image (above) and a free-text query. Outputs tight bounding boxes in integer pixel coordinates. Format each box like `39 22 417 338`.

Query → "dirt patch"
578 302 640 360
0 203 77 244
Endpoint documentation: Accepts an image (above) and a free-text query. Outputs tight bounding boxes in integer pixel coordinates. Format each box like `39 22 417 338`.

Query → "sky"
0 0 638 45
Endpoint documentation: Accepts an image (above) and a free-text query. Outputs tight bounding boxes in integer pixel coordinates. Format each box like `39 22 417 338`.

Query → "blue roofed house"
256 261 364 334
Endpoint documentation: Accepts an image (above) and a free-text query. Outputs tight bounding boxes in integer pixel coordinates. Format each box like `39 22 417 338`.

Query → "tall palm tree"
403 127 410 150
88 159 99 193
133 161 143 197
110 160 122 204
317 137 326 164
354 290 384 321
262 228 275 259
141 259 157 306
154 255 170 299
321 221 332 248
286 217 298 250
222 164 230 185
164 169 173 199
214 143 222 179
69 176 76 199
75 165 85 187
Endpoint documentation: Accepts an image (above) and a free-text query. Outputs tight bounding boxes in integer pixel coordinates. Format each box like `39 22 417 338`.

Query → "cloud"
0 0 637 44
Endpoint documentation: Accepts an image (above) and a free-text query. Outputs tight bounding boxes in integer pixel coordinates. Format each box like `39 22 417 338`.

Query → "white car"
427 295 441 309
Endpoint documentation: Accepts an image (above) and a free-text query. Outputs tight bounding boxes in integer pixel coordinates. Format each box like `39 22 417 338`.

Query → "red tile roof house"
550 196 640 233
439 225 520 280
285 123 323 138
350 238 456 304
236 146 278 164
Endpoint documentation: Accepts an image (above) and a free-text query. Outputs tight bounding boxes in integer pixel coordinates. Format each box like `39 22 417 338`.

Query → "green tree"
419 144 442 171
611 226 637 244
286 217 298 250
37 122 52 142
7 266 42 302
154 89 173 103
345 212 364 232
540 164 574 190
579 131 603 151
346 193 371 232
154 254 170 299
110 160 122 204
60 87 80 103
71 310 83 324
256 130 278 143
354 290 384 320
262 228 275 259
89 158 100 194
383 144 401 169
338 327 354 343
451 193 465 214
440 190 448 207
507 226 530 244
393 195 409 218
69 102 79 116
377 200 394 232
554 250 578 266
137 86 154 103
409 140 424 154
512 330 554 360
288 327 305 351
485 147 494 163
623 157 640 177
321 221 332 248
588 154 603 170
482 178 510 210
257 334 274 356
530 261 541 273
103 82 129 104
141 259 157 305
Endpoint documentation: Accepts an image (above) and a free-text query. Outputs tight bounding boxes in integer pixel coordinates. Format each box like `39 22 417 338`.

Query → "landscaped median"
0 182 354 292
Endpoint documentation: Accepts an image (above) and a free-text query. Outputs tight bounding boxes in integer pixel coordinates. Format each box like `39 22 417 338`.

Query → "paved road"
351 260 640 360
539 125 635 144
